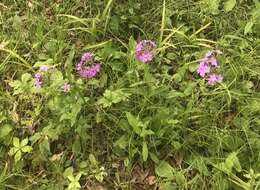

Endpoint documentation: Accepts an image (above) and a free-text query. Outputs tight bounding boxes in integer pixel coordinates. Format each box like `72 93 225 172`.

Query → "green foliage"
9 137 33 163
0 0 259 189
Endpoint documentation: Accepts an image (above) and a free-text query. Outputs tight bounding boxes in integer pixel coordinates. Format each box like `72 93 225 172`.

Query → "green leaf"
206 0 220 15
224 0 236 12
39 138 51 156
9 147 19 156
20 138 28 147
50 70 63 86
160 182 176 190
72 139 81 154
188 63 198 72
142 141 148 162
67 174 75 182
98 89 130 108
225 152 241 173
13 137 20 148
34 58 54 67
244 21 254 35
14 150 22 163
126 112 142 135
89 154 98 167
155 161 174 178
0 124 12 138
114 135 128 149
21 73 31 83
175 172 186 186
63 167 73 178
21 145 33 153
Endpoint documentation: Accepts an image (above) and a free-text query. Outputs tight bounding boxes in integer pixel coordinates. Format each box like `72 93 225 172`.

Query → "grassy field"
0 0 260 189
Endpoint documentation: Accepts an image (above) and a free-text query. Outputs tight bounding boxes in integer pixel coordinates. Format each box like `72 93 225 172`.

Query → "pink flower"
206 50 213 57
34 73 42 88
216 74 223 82
216 49 222 55
135 40 156 63
197 61 210 77
63 83 70 92
208 74 223 85
208 74 217 85
209 57 218 67
76 53 101 79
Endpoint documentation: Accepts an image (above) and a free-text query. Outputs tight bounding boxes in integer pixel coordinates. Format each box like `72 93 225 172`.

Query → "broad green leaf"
226 152 241 173
21 145 33 153
175 172 186 186
206 0 220 15
0 124 12 138
142 141 148 162
68 181 81 189
9 147 19 156
160 182 176 190
114 135 128 149
34 59 54 67
63 167 73 178
140 129 154 137
89 154 98 167
14 150 22 163
20 138 28 147
188 63 198 72
224 0 237 12
67 174 75 182
50 70 63 86
21 73 31 83
98 89 130 108
126 112 142 135
75 173 82 181
13 137 20 148
155 161 174 178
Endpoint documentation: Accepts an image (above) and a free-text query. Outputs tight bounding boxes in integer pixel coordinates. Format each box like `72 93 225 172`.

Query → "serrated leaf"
224 0 236 12
142 141 148 162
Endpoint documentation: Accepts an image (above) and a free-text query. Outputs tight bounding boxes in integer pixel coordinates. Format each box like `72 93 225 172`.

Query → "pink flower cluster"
34 73 42 88
76 52 101 79
197 49 223 86
135 40 156 63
